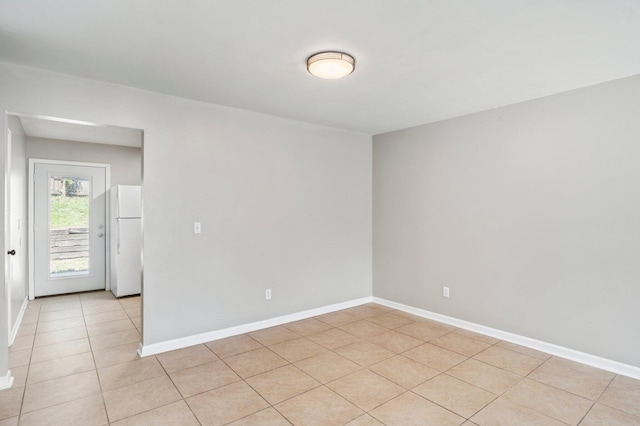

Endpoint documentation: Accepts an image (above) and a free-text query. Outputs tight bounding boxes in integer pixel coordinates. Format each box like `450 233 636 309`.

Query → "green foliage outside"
50 195 90 229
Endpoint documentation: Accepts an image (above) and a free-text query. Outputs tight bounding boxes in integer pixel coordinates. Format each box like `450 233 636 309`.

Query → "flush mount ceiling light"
307 51 355 79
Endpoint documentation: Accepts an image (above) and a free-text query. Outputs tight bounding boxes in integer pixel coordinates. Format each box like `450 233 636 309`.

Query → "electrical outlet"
266 289 272 300
443 286 450 298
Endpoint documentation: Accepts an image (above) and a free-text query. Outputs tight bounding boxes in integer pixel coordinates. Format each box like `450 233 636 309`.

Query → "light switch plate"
194 222 202 234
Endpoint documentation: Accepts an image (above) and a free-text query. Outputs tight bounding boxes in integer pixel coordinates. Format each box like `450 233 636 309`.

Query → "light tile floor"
1 292 639 425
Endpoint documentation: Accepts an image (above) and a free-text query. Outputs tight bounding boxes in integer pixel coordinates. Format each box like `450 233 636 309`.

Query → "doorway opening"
4 112 144 346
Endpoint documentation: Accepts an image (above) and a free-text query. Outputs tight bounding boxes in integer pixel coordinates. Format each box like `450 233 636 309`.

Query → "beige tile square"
156 344 218 373
0 416 18 426
504 378 592 425
19 394 107 426
453 329 500 345
447 359 521 394
369 355 439 389
548 356 613 376
92 342 140 369
41 294 79 304
35 316 85 334
403 343 467 372
30 338 90 363
308 327 360 349
328 369 404 411
103 375 181 422
228 407 291 425
97 357 166 391
22 370 101 413
40 301 81 313
27 352 95 384
397 320 456 342
186 380 269 425
15 323 37 338
599 375 640 417
473 346 543 376
21 315 40 327
10 365 28 388
8 348 31 369
581 402 640 426
89 328 140 350
276 386 363 426
118 296 140 309
345 414 385 425
224 347 289 378
21 309 40 322
83 309 129 325
269 337 327 362
125 306 141 318
0 386 23 420
86 318 135 337
315 311 361 327
111 400 199 426
9 335 34 352
495 341 551 360
471 397 565 426
283 318 332 336
344 304 389 318
367 330 423 353
366 313 415 329
295 351 361 384
206 334 262 358
81 301 124 315
33 326 87 347
414 374 497 418
247 364 320 404
528 358 612 400
369 391 464 426
335 341 395 366
80 290 115 301
431 333 491 357
249 326 300 346
38 308 82 323
339 320 389 338
170 360 240 397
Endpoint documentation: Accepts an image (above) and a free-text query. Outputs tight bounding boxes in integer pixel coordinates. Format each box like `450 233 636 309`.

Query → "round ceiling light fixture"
307 51 355 79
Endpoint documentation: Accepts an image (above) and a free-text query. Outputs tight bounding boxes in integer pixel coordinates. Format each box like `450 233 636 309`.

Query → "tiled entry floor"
1 292 639 425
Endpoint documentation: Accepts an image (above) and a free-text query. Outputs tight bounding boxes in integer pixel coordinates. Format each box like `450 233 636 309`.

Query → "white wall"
7 116 27 338
26 138 141 186
0 62 373 349
373 74 640 368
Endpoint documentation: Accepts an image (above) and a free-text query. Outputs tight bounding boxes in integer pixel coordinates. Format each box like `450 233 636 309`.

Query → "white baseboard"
138 296 373 357
0 370 14 390
9 297 29 346
373 297 640 380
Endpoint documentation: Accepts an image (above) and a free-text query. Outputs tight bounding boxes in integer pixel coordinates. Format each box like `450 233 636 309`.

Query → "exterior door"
33 162 107 296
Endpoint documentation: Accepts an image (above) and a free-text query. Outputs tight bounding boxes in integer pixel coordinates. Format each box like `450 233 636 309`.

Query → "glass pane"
49 175 91 277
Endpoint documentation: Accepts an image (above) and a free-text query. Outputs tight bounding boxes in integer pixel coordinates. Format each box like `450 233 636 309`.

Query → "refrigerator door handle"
116 217 121 254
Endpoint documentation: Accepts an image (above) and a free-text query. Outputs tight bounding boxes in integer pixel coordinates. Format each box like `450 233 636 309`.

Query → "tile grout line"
82 295 112 426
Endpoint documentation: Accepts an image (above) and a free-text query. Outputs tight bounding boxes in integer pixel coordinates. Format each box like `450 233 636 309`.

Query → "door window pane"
49 176 91 277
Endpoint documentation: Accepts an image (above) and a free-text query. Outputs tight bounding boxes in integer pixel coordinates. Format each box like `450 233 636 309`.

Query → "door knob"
98 233 104 238
7 249 16 255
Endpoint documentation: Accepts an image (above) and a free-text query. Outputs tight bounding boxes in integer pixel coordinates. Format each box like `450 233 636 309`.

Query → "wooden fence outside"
50 227 89 260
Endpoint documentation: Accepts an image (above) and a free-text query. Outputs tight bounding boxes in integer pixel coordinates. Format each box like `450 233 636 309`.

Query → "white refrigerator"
110 185 142 297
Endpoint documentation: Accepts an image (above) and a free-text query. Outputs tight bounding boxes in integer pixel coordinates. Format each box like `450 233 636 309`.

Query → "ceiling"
17 115 143 148
1 1 639 135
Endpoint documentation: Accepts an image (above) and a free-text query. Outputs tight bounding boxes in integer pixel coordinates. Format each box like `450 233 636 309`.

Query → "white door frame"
28 159 111 300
